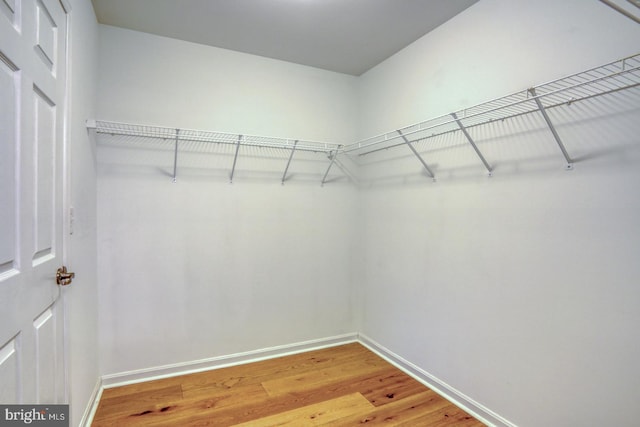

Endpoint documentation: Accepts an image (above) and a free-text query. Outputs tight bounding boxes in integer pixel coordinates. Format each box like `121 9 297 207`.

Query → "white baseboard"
101 333 358 389
78 377 103 427
357 333 516 427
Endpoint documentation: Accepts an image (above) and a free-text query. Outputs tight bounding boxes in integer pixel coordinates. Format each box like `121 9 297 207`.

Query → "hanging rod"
86 120 342 154
345 53 640 156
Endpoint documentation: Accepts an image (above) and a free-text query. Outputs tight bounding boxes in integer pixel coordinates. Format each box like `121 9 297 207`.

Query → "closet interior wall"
356 1 640 427
96 25 360 375
95 1 640 426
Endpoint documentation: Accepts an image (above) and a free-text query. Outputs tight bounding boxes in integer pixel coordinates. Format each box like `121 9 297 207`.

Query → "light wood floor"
92 343 484 426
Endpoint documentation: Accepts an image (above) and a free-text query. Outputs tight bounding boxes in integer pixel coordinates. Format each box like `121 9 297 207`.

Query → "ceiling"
91 0 479 76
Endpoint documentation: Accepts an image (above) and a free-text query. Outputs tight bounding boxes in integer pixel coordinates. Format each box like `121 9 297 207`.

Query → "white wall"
96 26 359 375
357 1 640 426
357 0 640 138
66 0 99 425
97 25 358 143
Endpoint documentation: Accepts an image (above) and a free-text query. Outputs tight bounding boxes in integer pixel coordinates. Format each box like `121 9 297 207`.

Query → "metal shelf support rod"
321 150 338 187
451 113 493 175
334 157 358 185
397 130 435 180
528 88 573 169
230 135 242 183
172 129 179 183
599 0 640 24
281 140 298 185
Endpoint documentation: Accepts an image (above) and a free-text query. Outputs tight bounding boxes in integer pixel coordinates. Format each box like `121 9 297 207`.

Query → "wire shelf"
87 120 343 154
345 53 640 156
89 120 347 184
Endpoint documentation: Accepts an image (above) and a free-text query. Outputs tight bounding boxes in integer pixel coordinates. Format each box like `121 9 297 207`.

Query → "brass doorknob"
56 266 75 286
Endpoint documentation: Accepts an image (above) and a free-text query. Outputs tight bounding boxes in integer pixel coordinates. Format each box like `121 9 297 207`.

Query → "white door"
0 0 69 404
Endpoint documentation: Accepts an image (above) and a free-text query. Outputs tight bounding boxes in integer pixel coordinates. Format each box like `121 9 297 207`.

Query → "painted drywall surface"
98 174 357 373
66 0 100 425
357 0 640 139
358 109 640 427
356 1 640 426
96 26 359 374
97 25 358 144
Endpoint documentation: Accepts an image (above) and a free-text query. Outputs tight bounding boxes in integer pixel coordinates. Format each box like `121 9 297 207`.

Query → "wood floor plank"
359 369 431 407
92 385 184 425
181 342 369 394
98 385 184 411
231 392 374 426
91 343 485 426
330 390 449 426
108 384 272 427
100 376 185 399
261 354 387 397
395 404 484 427
174 368 410 426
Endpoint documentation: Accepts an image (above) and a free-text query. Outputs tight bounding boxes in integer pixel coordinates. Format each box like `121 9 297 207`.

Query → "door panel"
34 305 57 404
0 337 20 404
35 0 57 72
33 85 56 262
0 56 17 275
0 0 67 405
0 0 18 25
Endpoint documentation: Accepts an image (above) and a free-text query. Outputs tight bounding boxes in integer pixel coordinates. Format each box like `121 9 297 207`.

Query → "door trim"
59 0 72 404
